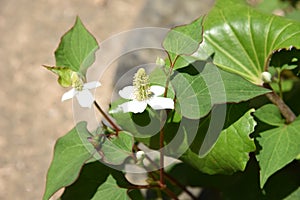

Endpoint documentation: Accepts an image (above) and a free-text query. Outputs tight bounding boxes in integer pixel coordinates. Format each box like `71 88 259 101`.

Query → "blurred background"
0 0 214 199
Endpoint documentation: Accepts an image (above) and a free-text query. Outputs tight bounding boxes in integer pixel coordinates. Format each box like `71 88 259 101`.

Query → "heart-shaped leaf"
43 122 94 200
92 175 130 200
201 1 300 85
256 117 300 188
180 109 256 174
163 17 203 66
55 17 98 76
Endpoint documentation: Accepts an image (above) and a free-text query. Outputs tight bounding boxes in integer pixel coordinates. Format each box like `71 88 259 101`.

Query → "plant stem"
163 187 179 200
159 127 165 186
264 90 296 124
93 100 121 134
277 69 283 98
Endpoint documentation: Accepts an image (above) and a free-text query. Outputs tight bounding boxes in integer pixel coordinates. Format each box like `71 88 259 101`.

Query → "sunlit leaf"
254 104 285 126
55 17 98 76
163 17 203 67
202 1 300 85
43 65 73 87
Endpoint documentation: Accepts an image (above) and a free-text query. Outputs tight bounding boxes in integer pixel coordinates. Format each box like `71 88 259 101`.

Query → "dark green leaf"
55 17 98 76
264 161 300 200
60 162 110 200
284 187 300 200
43 122 94 200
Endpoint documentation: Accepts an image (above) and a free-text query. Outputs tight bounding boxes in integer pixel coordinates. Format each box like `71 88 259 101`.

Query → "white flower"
62 81 101 108
113 68 174 113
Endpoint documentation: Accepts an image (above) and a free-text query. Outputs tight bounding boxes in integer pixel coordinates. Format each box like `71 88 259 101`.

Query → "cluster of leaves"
43 0 300 199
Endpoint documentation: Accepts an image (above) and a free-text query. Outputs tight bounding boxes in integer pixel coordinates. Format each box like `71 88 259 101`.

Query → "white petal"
83 81 101 90
147 97 174 110
119 100 147 113
75 89 95 108
150 85 165 96
119 86 135 99
109 106 123 114
61 88 76 101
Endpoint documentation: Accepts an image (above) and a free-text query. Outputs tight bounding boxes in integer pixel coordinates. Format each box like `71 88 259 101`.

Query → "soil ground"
0 0 213 199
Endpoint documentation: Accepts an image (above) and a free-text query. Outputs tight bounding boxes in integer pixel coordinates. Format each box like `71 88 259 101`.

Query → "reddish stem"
93 101 121 134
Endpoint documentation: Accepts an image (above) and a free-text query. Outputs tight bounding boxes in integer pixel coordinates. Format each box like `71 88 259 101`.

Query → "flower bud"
156 57 165 66
261 71 272 83
136 150 145 161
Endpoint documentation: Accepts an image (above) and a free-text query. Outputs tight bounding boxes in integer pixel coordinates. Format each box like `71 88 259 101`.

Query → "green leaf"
55 17 98 76
43 122 94 200
180 109 256 174
43 65 74 87
256 117 300 188
92 132 134 165
282 64 298 70
202 1 300 85
163 17 203 66
254 104 285 126
172 63 270 119
92 175 130 200
284 187 300 200
60 162 110 200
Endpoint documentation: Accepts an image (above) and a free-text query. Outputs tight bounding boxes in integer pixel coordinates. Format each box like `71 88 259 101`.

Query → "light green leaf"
254 104 285 126
55 17 98 76
92 175 130 200
163 17 203 66
43 122 94 200
256 117 300 188
282 64 298 70
93 132 134 165
202 1 300 85
172 63 270 119
180 109 256 174
43 65 73 87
